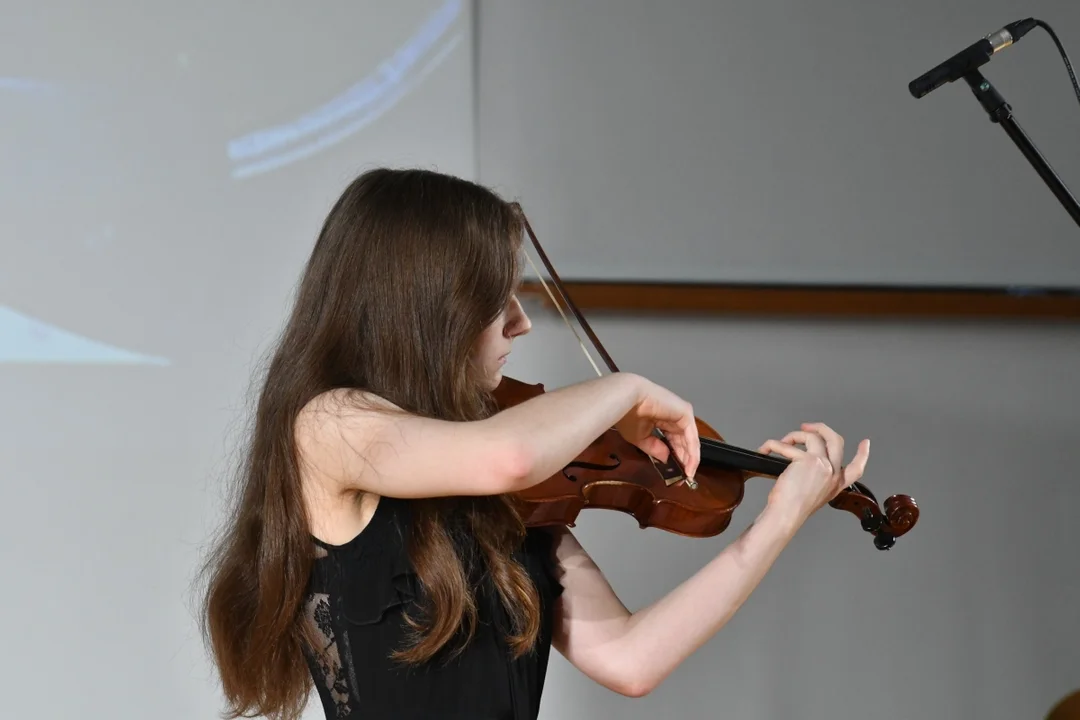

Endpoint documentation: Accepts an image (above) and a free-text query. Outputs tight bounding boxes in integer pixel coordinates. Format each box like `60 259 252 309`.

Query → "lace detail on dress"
305 592 352 718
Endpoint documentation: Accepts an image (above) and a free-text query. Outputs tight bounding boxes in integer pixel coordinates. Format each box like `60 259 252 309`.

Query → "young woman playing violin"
200 167 871 720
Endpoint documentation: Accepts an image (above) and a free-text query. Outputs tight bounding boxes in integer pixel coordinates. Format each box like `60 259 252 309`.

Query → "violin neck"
700 438 789 478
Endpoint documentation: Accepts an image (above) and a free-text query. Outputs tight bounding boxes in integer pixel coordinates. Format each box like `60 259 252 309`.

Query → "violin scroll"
829 481 920 550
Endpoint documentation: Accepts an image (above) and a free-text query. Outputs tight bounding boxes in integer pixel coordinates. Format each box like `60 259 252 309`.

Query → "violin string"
522 247 669 483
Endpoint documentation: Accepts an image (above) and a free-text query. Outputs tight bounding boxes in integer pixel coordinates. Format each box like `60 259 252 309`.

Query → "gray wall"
477 0 1080 287
478 1 1080 717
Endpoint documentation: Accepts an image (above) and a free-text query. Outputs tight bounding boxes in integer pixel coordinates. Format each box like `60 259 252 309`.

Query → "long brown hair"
198 167 541 720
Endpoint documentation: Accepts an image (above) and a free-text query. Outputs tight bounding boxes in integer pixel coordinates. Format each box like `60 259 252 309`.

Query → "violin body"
494 375 745 538
494 375 919 549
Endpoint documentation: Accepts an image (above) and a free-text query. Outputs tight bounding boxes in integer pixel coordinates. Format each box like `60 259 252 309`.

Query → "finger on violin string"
800 421 841 442
779 430 827 457
760 434 804 452
756 438 808 459
800 421 844 457
757 438 783 455
796 424 848 474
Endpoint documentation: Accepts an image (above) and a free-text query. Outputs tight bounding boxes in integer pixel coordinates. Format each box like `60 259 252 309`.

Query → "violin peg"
873 533 896 551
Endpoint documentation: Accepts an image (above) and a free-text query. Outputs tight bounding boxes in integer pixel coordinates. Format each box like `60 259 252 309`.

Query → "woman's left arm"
548 506 799 698
549 423 868 697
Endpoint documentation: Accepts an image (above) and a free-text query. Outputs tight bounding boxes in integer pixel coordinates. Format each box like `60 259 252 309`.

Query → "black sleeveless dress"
303 496 564 719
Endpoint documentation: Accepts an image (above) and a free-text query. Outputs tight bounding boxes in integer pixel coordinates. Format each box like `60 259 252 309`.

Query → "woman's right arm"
294 372 698 499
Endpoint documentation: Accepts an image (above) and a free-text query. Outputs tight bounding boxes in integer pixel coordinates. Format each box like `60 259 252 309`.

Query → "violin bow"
514 210 694 486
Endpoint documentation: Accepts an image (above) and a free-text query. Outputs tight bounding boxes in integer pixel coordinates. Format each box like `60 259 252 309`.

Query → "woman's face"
473 294 531 391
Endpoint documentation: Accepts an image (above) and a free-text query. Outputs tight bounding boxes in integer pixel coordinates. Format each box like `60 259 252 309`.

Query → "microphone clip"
908 19 1038 99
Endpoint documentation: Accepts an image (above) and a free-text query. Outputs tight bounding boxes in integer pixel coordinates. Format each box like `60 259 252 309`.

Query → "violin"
493 213 919 551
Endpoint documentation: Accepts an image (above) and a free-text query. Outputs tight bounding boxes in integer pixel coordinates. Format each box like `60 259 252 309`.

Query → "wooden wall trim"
518 280 1080 319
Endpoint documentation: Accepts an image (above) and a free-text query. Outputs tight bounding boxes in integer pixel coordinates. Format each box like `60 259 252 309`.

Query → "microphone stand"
962 68 1080 227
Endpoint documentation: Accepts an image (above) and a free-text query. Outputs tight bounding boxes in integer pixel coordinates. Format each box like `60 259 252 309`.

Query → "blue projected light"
4 3 462 365
0 77 57 94
3 80 169 366
226 0 463 178
0 306 169 365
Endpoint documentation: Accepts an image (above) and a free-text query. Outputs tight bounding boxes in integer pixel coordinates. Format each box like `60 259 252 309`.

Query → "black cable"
1033 19 1080 109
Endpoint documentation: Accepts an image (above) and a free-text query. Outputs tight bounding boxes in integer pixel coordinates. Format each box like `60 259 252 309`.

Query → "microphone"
909 18 1038 98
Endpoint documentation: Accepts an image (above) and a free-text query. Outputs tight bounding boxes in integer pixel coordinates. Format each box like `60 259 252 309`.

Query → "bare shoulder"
296 387 407 442
294 388 402 490
297 387 403 431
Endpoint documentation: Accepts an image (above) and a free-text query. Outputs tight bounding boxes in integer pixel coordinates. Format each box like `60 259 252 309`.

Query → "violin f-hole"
563 454 621 482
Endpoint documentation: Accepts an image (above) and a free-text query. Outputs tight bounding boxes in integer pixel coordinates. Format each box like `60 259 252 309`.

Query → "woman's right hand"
613 377 701 482
757 422 870 526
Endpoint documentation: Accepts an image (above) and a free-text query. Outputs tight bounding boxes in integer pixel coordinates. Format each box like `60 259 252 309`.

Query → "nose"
506 295 532 337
